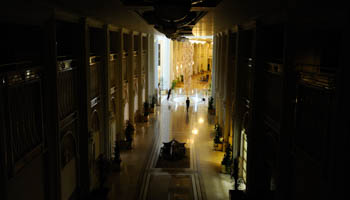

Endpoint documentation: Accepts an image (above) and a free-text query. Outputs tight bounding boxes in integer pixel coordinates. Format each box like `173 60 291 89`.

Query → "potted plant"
208 97 215 115
171 79 177 89
112 139 122 171
213 124 223 151
232 157 239 190
150 96 156 113
90 154 111 199
221 144 233 173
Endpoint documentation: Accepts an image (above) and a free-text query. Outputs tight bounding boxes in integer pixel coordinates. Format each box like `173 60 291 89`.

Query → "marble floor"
108 91 232 200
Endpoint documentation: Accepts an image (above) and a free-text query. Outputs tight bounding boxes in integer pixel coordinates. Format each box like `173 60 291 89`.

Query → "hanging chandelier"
121 0 222 40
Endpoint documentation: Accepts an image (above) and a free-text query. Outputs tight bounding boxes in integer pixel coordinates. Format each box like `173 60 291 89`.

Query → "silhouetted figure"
167 88 172 100
186 97 190 112
125 120 134 149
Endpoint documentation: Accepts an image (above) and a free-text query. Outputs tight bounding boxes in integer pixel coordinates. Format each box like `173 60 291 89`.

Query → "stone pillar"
223 31 234 150
103 25 111 159
197 43 200 74
145 35 149 102
217 33 225 127
211 37 216 99
117 30 126 140
138 34 143 114
218 34 224 126
200 43 204 72
128 32 135 124
215 35 221 124
148 35 155 101
204 43 209 72
170 40 174 83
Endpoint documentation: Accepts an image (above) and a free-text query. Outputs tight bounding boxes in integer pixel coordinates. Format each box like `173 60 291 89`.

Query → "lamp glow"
192 129 198 135
199 118 204 123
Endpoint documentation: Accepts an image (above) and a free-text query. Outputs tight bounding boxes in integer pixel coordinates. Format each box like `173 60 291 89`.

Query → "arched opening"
60 132 78 200
110 97 117 159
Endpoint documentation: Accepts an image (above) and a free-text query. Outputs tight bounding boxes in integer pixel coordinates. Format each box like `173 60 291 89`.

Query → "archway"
60 132 78 200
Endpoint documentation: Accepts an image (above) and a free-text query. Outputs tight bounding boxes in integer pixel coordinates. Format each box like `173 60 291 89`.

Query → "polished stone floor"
108 91 232 200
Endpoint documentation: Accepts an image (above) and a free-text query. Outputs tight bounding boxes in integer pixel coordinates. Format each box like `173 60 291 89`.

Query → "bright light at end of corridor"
199 118 204 124
192 129 198 135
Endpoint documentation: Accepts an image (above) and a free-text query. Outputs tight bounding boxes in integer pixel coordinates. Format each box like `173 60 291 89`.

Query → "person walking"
186 97 190 112
167 88 172 100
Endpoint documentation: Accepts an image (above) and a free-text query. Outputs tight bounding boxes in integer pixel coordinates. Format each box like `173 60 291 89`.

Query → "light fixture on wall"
192 129 198 135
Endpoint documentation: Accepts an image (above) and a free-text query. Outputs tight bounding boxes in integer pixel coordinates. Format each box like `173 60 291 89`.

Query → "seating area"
200 74 209 82
159 139 186 160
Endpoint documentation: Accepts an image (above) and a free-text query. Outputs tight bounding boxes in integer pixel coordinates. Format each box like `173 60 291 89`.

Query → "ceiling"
2 0 348 38
120 0 222 39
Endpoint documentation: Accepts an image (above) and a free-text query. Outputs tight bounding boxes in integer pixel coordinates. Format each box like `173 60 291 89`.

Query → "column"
148 35 155 101
138 34 143 113
211 37 216 99
215 34 221 124
223 31 233 150
128 32 135 124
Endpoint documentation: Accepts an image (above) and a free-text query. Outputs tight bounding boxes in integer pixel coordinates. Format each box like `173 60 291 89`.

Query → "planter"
215 143 223 151
209 108 215 115
126 140 132 150
221 164 227 173
143 115 149 122
112 160 121 172
229 190 246 200
221 164 232 174
90 187 110 200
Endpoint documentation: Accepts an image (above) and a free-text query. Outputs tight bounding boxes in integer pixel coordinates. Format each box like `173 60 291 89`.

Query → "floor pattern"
108 91 232 200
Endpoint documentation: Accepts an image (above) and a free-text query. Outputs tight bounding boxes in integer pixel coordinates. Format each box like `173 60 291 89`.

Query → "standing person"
167 88 172 100
186 97 190 112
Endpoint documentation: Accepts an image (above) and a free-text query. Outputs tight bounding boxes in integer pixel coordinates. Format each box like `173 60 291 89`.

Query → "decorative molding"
57 59 74 72
122 51 128 58
59 112 78 130
298 71 335 90
108 24 120 32
53 9 81 23
265 62 283 74
110 86 116 95
240 20 256 31
109 53 117 61
7 69 40 85
90 97 100 108
86 17 104 29
89 56 101 66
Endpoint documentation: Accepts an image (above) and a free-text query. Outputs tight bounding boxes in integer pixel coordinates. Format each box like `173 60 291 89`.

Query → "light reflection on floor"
110 87 232 200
